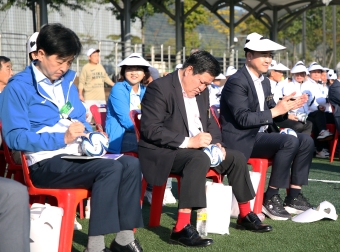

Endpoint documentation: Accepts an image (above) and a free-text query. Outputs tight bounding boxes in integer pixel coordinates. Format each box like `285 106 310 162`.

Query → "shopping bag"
230 171 261 218
30 203 64 252
205 181 232 235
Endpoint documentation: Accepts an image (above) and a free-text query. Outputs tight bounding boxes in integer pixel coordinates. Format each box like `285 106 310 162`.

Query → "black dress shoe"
110 239 143 252
236 212 273 233
169 224 213 247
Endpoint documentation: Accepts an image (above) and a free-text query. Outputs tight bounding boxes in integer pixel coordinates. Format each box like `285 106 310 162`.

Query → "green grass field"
72 158 340 252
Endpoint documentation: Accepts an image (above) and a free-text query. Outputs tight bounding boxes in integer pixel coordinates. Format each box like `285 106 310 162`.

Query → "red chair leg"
248 159 270 214
330 131 338 163
140 178 148 206
149 183 167 227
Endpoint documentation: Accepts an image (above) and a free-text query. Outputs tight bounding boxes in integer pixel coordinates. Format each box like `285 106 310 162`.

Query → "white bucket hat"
225 66 237 76
215 73 226 80
308 62 324 72
268 60 290 71
86 48 100 57
291 61 308 74
244 32 286 52
118 53 151 67
327 69 337 80
27 32 39 54
292 201 338 223
175 63 183 70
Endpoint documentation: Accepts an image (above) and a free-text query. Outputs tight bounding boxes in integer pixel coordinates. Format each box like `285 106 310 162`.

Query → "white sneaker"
317 130 333 141
316 149 330 158
85 199 91 219
163 188 177 205
74 217 82 230
322 148 330 155
144 190 152 205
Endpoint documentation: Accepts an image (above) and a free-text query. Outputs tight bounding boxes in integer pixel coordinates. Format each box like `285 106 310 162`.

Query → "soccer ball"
279 128 297 137
203 144 223 167
81 132 109 156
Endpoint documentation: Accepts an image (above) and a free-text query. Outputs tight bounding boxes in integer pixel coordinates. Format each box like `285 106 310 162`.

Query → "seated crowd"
0 24 339 252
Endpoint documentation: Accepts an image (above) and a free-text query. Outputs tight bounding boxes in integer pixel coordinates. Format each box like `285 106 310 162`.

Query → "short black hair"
0 56 11 70
37 23 82 59
182 51 220 77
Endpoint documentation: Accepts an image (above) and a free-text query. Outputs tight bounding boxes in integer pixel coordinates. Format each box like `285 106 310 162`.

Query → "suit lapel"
241 66 260 111
173 71 189 132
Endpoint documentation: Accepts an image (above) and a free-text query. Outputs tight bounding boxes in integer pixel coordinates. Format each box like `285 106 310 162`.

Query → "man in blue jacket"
220 33 314 221
0 23 143 252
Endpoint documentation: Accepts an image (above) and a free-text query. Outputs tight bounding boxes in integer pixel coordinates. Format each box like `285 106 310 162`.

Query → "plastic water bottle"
196 208 207 236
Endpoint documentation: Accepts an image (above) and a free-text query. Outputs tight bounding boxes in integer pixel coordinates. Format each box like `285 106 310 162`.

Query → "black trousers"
170 148 255 210
275 119 313 135
29 154 143 236
250 132 314 188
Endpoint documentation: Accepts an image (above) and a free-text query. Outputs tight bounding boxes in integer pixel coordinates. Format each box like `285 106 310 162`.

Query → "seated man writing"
0 23 143 252
139 51 272 248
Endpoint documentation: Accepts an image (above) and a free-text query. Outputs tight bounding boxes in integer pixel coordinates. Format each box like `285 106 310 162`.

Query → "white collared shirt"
130 84 141 110
245 65 267 132
32 63 65 110
177 71 203 148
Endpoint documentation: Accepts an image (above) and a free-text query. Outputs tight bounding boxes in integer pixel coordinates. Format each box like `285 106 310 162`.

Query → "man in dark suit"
139 51 272 248
220 33 314 221
328 79 340 132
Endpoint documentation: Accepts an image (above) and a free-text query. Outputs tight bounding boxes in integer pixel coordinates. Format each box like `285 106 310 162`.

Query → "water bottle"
196 208 207 236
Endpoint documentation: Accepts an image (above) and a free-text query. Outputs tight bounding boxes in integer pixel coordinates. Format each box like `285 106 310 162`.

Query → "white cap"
225 66 237 76
268 60 290 71
291 61 308 74
292 201 338 223
308 62 323 72
323 67 330 72
215 73 226 80
27 32 39 54
244 32 286 52
86 48 100 57
175 64 183 70
118 53 151 67
327 69 337 80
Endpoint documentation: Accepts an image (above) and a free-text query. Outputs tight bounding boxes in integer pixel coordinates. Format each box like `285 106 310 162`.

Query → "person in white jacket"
283 61 333 158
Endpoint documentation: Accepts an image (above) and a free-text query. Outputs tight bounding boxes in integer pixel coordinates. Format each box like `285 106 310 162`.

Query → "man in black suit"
220 33 314 221
139 51 272 248
328 79 340 132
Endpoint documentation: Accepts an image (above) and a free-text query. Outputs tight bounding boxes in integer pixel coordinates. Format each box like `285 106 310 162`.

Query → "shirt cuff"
179 137 190 148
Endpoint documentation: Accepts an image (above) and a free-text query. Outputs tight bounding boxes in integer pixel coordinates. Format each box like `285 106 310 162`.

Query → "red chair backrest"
129 110 141 141
90 105 107 132
20 152 34 188
210 105 221 129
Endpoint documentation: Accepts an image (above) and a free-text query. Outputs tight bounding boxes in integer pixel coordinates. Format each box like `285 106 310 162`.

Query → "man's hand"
187 132 212 148
271 92 307 118
288 113 298 121
215 143 226 160
79 94 85 102
64 122 87 144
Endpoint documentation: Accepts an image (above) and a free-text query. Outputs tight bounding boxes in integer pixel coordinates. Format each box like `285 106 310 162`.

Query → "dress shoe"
169 224 213 247
236 212 273 233
110 239 143 252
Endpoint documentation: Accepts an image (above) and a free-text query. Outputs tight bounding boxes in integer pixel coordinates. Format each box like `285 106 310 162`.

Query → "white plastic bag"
30 203 64 252
230 171 261 218
205 181 232 235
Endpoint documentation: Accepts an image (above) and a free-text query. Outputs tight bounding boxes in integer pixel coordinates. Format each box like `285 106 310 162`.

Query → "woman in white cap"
283 61 332 158
105 53 150 154
269 61 313 135
208 73 226 106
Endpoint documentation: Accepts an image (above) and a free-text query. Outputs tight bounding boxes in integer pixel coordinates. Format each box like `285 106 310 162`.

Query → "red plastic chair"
0 149 6 177
329 105 339 162
130 109 222 226
90 104 107 132
20 152 90 252
0 123 24 184
209 106 272 215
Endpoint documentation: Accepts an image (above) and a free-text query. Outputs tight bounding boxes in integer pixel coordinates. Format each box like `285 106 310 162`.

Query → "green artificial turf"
72 158 340 252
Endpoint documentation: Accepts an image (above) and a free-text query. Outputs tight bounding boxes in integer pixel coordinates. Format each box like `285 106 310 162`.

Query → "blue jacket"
1 65 91 152
105 80 146 153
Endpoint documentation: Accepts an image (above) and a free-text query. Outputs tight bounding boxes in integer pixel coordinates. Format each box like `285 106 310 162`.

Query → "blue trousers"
29 154 143 236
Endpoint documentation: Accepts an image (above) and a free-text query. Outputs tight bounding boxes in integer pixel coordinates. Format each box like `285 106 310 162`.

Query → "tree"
0 0 92 12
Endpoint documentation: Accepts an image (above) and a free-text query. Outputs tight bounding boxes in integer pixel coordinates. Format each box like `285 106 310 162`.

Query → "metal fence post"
115 43 118 81
183 47 186 62
223 51 226 75
168 46 171 72
151 45 155 66
236 50 238 69
98 40 102 64
161 44 164 74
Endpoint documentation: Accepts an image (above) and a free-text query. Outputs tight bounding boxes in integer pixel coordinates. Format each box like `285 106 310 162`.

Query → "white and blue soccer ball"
280 128 297 137
203 144 223 167
81 132 109 156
